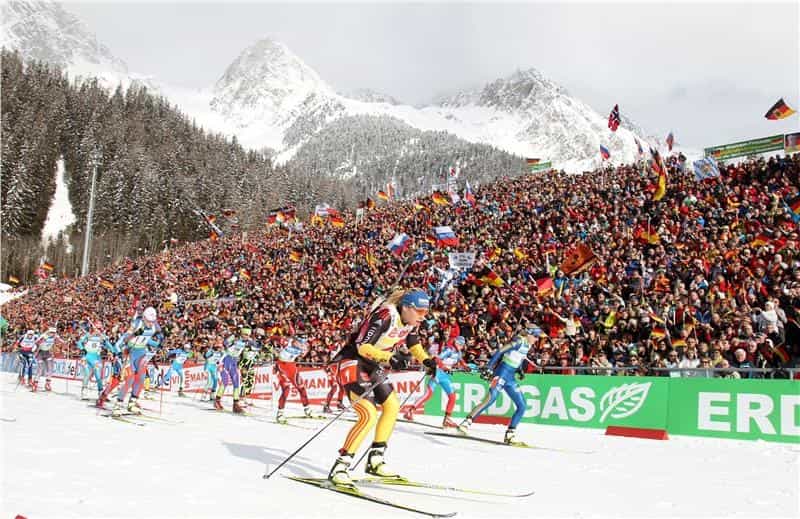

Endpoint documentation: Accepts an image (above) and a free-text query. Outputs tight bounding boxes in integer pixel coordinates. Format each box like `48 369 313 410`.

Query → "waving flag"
634 137 644 156
600 145 610 160
431 191 450 206
652 148 668 201
666 131 674 151
434 226 459 247
377 190 389 201
464 180 476 207
692 157 720 181
8 275 20 285
608 104 620 132
330 215 345 228
387 233 410 255
289 249 304 262
765 98 796 120
99 279 115 290
42 262 54 272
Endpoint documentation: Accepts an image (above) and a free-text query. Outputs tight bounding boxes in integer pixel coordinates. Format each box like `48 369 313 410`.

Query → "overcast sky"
67 1 799 148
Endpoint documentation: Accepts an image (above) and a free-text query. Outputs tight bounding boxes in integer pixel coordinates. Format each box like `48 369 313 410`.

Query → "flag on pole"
42 262 54 272
7 275 20 285
600 144 610 160
431 192 450 205
666 131 674 151
464 180 476 207
387 233 410 256
764 98 796 120
692 157 721 181
650 148 667 201
99 279 115 290
377 190 389 201
608 104 620 131
289 249 304 262
330 215 345 228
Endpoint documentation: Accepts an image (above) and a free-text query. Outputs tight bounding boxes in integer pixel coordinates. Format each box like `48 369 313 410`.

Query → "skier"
35 327 65 392
239 339 261 406
161 343 192 396
76 323 116 400
15 329 39 388
322 358 345 413
96 349 124 408
203 342 223 401
457 333 532 445
112 307 164 416
214 326 252 413
326 288 437 487
274 335 312 423
403 335 468 427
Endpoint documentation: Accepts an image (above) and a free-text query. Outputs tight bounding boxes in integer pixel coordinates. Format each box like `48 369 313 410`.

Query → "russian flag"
434 226 459 247
600 145 610 160
387 233 410 256
464 181 476 207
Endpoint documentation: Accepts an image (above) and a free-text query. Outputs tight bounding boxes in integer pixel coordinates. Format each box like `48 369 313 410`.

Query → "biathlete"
112 307 164 416
403 335 468 427
327 288 437 487
161 343 192 396
77 323 117 400
274 336 312 422
35 326 64 392
457 332 533 445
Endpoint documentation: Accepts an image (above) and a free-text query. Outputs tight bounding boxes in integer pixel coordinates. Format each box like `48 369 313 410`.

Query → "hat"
401 289 430 310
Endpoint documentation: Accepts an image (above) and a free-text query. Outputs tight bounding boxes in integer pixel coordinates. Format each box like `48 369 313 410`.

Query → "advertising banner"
704 134 784 161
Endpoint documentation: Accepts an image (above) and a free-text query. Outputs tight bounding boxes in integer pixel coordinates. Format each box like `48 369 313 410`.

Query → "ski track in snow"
0 372 797 519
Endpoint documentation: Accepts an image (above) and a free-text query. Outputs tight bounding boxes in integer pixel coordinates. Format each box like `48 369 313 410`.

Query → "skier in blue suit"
161 344 192 396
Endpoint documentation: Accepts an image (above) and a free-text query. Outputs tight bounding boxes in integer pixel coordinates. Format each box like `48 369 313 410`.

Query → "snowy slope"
1 371 797 519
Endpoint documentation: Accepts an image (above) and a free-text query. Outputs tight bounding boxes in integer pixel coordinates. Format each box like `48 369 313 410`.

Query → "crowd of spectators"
2 152 799 379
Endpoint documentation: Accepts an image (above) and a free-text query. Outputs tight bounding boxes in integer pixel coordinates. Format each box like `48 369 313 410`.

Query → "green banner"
423 373 800 443
424 373 669 429
704 134 784 161
529 161 552 172
667 378 800 443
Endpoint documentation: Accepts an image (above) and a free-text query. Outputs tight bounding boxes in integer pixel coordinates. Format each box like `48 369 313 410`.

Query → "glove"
422 358 437 377
389 350 411 370
479 366 494 381
515 369 525 381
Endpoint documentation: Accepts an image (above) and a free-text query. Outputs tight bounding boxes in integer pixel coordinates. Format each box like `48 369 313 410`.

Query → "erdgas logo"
599 382 651 422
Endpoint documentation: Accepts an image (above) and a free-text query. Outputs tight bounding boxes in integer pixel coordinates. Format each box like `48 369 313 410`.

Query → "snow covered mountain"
3 1 654 172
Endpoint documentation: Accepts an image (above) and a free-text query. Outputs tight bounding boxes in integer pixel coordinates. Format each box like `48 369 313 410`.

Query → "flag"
42 262 54 272
635 226 660 244
314 203 331 218
486 247 502 261
650 326 666 339
289 249 303 262
365 251 377 269
387 233 410 256
386 181 396 200
330 216 345 228
198 281 212 293
414 200 426 212
239 269 251 281
526 158 540 165
764 98 796 120
479 268 505 288
666 131 674 151
8 275 19 285
787 196 800 216
424 235 437 246
560 242 598 275
366 198 376 210
514 248 528 261
99 279 115 290
693 157 720 181
535 276 554 296
377 190 389 201
431 192 450 206
750 234 771 247
192 259 206 270
600 145 610 160
464 181 476 207
650 148 667 201
634 137 643 156
434 226 459 247
773 344 791 364
209 231 219 242
608 104 620 132
206 214 217 224
671 338 687 349
603 311 617 329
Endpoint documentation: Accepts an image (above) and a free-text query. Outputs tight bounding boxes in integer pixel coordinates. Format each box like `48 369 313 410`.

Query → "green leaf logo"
599 382 651 422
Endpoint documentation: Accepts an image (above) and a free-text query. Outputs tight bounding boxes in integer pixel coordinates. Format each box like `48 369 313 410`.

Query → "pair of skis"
426 431 596 454
286 473 534 518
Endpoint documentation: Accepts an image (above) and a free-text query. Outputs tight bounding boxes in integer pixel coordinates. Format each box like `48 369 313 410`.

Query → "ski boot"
322 404 332 414
232 400 246 414
327 452 355 488
111 401 124 417
45 378 52 391
213 396 223 410
402 407 415 421
178 388 186 397
365 443 399 477
442 416 458 428
95 395 106 409
457 417 473 435
504 428 525 446
276 410 287 424
80 386 88 400
304 405 313 418
336 402 346 412
127 398 142 415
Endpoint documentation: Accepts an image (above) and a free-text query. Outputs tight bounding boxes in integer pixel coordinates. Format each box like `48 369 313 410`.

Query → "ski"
285 476 457 518
350 475 534 498
424 431 594 454
396 418 444 430
100 413 146 426
282 414 328 420
89 404 183 424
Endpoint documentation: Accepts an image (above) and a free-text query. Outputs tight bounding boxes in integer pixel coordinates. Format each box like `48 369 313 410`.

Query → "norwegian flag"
608 104 620 132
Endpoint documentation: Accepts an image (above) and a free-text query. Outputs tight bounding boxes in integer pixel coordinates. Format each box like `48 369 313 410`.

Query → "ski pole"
263 373 389 480
351 371 427 471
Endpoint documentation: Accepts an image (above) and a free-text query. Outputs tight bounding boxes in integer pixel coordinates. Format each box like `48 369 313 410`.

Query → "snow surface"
41 158 76 249
1 371 797 519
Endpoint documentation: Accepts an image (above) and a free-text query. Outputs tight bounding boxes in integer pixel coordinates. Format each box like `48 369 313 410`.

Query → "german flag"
8 275 20 285
193 259 206 270
42 262 55 272
222 208 237 218
788 196 800 216
764 98 796 120
514 248 528 261
424 236 437 246
330 216 345 228
486 247 502 261
239 269 251 281
366 198 376 210
535 276 554 296
671 338 687 349
431 192 450 206
560 242 597 275
365 251 377 269
650 326 666 339
414 201 425 211
289 249 303 262
209 231 219 242
198 281 212 293
377 190 389 201
479 269 504 288
99 279 114 290
750 234 771 247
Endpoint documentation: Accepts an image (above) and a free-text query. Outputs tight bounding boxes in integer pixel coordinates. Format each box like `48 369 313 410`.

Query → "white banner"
448 252 476 270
